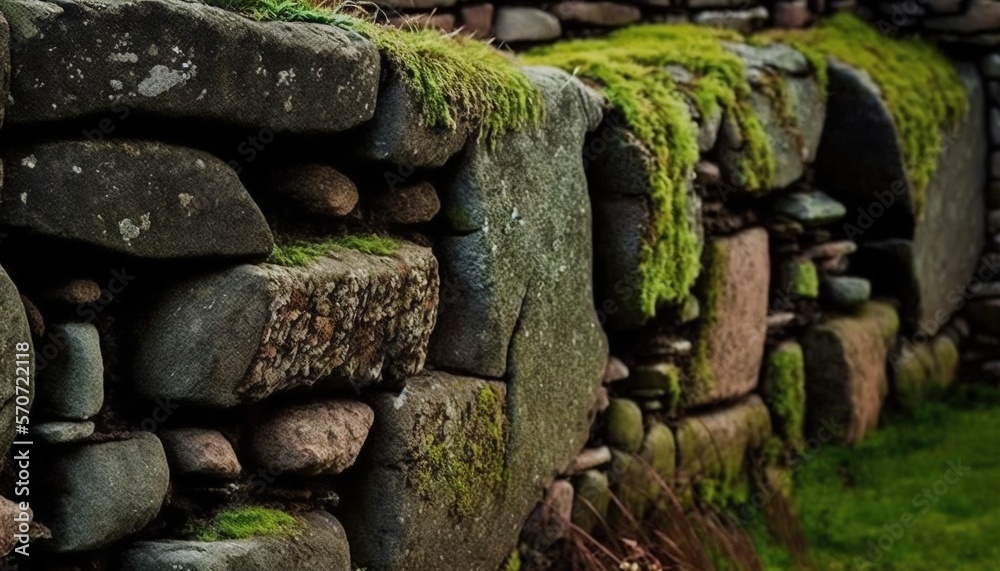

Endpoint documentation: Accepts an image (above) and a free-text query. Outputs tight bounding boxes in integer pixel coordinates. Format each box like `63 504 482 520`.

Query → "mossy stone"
790 259 819 299
773 191 847 226
606 398 644 454
572 470 610 534
761 341 806 450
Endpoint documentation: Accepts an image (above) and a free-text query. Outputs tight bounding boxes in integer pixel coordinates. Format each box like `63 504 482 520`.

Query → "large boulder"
801 302 899 444
0 265 30 463
817 61 984 334
1 140 273 259
119 511 352 571
131 242 438 407
36 433 169 553
351 67 608 570
2 0 378 132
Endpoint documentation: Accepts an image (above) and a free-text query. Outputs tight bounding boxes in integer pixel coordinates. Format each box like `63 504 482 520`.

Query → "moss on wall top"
758 13 967 215
268 235 401 266
203 0 541 141
524 25 775 317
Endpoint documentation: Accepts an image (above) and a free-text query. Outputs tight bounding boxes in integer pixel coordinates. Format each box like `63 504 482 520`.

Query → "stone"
160 428 242 480
460 3 494 39
675 395 771 489
844 64 985 334
926 0 1000 33
688 228 769 407
603 356 629 383
611 421 676 522
389 13 456 33
606 398 644 453
0 265 31 463
520 480 574 550
38 279 101 305
692 7 769 35
265 164 358 218
494 8 562 42
804 240 857 259
773 191 847 226
4 0 378 132
20 294 43 338
119 511 352 571
695 160 722 185
627 363 680 393
761 341 806 448
131 242 438 407
35 421 95 444
0 497 27 557
802 302 899 444
34 323 104 421
36 433 169 553
774 0 811 28
350 68 607 571
767 311 797 329
249 400 374 476
571 470 610 534
568 446 612 473
550 2 641 26
823 276 871 308
370 181 441 225
373 0 456 8
718 42 825 190
2 140 273 259
355 71 472 168
983 54 1000 78
893 335 959 410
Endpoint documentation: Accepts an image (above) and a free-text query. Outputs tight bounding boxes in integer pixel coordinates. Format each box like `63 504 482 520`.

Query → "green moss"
763 342 806 451
502 549 522 571
931 335 959 389
410 385 508 518
688 239 727 404
758 13 967 216
203 0 541 141
525 25 776 318
268 234 401 266
191 506 302 542
791 258 819 299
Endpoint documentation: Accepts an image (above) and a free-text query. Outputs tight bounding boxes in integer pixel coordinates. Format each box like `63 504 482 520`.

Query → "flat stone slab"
3 0 378 132
2 140 273 259
131 242 438 407
119 511 351 571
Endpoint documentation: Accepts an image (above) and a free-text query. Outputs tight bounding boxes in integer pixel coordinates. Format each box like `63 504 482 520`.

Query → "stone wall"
0 1 994 570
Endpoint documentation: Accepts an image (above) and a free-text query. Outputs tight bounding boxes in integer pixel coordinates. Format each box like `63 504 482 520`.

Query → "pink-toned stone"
602 356 629 383
460 3 495 38
0 496 29 556
160 428 242 480
927 0 1000 33
773 0 811 28
250 400 374 476
803 240 857 259
567 446 612 473
267 164 358 218
550 1 641 26
520 479 574 549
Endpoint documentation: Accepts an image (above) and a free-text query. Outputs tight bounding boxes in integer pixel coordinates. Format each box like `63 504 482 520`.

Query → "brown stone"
568 446 612 473
371 181 441 225
266 164 358 218
389 13 457 33
803 240 857 259
39 279 101 305
550 2 641 26
695 160 721 185
160 428 242 480
773 0 811 28
603 356 629 383
250 400 374 476
19 294 43 338
927 0 1000 33
520 479 573 549
460 3 495 38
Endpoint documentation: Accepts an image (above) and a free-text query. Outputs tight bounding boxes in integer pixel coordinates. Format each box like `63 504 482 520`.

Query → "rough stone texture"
823 276 871 308
690 228 769 407
265 164 359 218
568 446 612 473
0 496 27 557
119 511 351 571
3 0 378 132
160 428 242 480
611 422 676 522
351 68 607 571
550 2 641 26
773 191 847 225
371 181 441 225
847 64 985 334
36 421 95 444
692 7 769 35
520 479 574 550
719 42 826 190
802 302 899 444
460 3 494 38
675 395 771 486
605 398 644 453
926 0 1000 33
0 264 31 463
494 8 562 42
39 279 101 305
249 400 373 476
35 323 103 421
355 70 471 168
36 433 169 553
2 140 273 259
132 241 438 407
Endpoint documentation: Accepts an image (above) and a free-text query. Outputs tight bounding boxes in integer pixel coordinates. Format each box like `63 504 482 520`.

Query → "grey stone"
37 433 169 553
0 265 31 464
773 191 847 226
983 54 1000 79
119 511 351 571
823 276 871 308
927 0 1000 33
494 8 562 42
3 0 378 132
249 400 373 476
692 7 769 35
2 140 273 259
132 241 438 407
351 68 607 571
35 421 94 444
675 395 771 488
160 428 242 480
35 323 103 421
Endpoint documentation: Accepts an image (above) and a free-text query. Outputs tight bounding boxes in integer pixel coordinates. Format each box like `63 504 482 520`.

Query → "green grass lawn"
756 385 1000 570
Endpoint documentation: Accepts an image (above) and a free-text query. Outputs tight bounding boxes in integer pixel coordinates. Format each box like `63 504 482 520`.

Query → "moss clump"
688 240 727 404
191 506 302 542
763 342 806 451
525 25 776 318
203 0 541 141
410 385 508 518
268 234 401 266
502 549 522 571
758 13 967 215
791 258 819 299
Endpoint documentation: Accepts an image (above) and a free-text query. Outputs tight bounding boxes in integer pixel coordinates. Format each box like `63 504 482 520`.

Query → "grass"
190 506 302 542
755 385 1000 570
268 234 401 266
203 0 542 141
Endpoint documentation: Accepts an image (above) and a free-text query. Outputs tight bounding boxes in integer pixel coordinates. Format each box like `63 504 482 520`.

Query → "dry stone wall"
0 1 994 570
